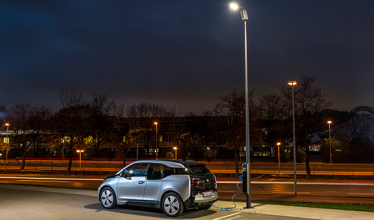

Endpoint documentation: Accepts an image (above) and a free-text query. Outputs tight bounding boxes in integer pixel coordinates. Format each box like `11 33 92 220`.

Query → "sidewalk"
1 184 372 220
215 200 374 220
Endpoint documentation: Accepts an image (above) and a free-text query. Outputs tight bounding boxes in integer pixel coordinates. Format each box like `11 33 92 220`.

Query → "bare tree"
49 90 90 171
86 94 114 158
280 76 332 175
127 103 172 158
178 112 206 161
113 102 138 166
258 93 288 159
9 103 36 169
215 89 262 177
29 105 53 158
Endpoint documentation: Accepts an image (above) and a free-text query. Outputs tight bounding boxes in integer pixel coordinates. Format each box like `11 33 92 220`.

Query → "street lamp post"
173 146 178 159
277 142 281 174
154 122 158 160
327 121 332 163
288 80 297 196
229 2 251 208
76 149 84 168
4 123 9 172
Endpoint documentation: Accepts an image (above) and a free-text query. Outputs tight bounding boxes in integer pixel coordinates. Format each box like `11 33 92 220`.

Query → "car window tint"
163 166 188 178
148 164 164 180
125 163 149 177
187 165 210 175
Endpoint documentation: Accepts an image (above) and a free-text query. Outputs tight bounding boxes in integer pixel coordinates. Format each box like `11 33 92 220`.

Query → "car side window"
162 166 187 178
123 163 149 177
147 163 164 180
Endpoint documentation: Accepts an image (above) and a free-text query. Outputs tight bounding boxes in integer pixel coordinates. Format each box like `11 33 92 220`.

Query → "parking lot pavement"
0 184 372 220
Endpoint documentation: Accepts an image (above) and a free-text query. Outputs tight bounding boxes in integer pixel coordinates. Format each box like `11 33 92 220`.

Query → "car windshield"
186 165 210 175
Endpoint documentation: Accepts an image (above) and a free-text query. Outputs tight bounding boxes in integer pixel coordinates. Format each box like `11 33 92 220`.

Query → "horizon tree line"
0 76 373 175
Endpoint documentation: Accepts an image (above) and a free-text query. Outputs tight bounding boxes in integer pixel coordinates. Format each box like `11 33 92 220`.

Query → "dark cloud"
0 0 373 114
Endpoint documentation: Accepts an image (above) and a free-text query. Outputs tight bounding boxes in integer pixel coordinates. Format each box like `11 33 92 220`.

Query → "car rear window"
186 165 210 175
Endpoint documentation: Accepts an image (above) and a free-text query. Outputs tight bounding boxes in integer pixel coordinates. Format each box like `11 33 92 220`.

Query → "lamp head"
5 123 9 127
229 2 248 21
288 81 297 86
229 3 239 10
277 142 281 146
173 147 177 150
327 121 332 124
154 122 158 125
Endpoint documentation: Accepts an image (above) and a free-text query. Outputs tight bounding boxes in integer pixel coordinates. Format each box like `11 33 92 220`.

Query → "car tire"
100 187 117 209
201 204 213 210
162 192 184 217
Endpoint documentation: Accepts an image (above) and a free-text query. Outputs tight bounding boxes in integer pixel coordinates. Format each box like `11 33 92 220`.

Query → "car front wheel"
100 187 117 209
162 192 184 217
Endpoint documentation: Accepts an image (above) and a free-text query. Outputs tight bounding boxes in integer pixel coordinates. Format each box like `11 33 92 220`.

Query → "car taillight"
192 178 200 185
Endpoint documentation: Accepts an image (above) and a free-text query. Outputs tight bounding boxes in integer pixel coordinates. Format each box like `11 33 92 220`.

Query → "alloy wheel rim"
164 195 179 215
101 189 113 207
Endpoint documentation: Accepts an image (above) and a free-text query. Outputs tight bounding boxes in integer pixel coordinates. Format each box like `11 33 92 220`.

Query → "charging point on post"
242 163 250 196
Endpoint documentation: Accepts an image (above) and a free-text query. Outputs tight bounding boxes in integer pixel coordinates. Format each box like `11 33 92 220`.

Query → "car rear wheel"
162 192 184 217
201 204 213 210
100 187 117 209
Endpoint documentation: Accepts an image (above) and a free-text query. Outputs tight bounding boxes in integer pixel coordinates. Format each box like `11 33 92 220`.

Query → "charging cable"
212 173 244 211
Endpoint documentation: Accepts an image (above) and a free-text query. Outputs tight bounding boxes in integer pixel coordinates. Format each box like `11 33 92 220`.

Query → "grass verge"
220 199 374 212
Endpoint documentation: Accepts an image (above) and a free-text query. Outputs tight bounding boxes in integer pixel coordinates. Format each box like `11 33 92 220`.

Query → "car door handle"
138 181 145 184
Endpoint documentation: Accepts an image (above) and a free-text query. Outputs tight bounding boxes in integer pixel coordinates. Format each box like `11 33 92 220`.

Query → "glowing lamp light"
5 123 9 126
277 142 281 146
288 81 297 86
154 122 158 125
327 121 332 124
230 3 239 10
173 147 177 150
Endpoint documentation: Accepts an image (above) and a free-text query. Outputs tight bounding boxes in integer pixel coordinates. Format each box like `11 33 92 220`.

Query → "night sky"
1 0 373 114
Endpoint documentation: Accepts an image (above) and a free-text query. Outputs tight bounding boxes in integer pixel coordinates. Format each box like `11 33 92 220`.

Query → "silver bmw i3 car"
98 159 218 217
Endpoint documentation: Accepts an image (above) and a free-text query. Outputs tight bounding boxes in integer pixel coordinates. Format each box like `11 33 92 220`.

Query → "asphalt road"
2 160 374 176
1 176 374 199
0 186 315 220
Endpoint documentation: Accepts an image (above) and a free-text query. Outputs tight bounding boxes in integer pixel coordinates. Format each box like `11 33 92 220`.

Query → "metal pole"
79 152 81 167
292 84 297 196
5 126 8 172
329 123 332 163
155 123 158 160
137 144 139 161
278 145 280 174
244 20 251 209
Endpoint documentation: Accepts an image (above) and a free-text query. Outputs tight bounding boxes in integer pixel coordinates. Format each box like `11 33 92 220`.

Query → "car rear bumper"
184 191 219 209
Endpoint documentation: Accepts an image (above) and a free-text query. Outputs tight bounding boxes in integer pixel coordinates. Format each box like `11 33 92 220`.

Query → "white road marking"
272 191 310 194
348 193 374 196
212 211 242 220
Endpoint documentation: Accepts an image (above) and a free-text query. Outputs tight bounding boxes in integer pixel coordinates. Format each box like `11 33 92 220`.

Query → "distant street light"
229 1 251 209
173 146 178 159
277 142 281 174
327 120 332 163
76 149 84 167
4 123 9 172
288 80 297 196
154 122 158 160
